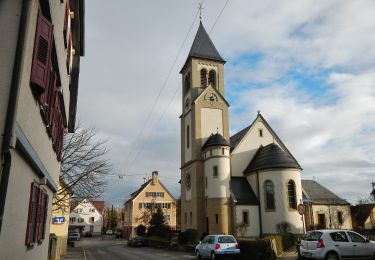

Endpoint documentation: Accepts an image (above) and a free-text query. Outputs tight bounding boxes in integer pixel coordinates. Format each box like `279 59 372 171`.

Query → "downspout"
256 171 263 237
0 0 30 233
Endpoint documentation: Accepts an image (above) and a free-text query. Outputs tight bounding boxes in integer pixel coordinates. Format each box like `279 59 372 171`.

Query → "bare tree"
53 125 111 209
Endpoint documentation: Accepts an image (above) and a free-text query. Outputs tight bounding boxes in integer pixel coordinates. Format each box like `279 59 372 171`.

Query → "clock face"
185 98 190 110
185 173 191 190
205 93 218 104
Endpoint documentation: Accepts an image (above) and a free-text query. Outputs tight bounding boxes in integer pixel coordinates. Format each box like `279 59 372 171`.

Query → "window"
184 212 187 224
186 125 190 149
190 212 193 224
213 166 218 178
200 69 207 87
210 149 212 156
89 217 94 223
89 208 95 213
287 180 297 209
222 148 225 155
78 218 84 223
329 232 348 242
208 70 216 87
317 214 326 228
215 214 219 224
259 129 263 137
70 217 76 223
347 231 366 243
25 182 49 246
242 211 249 225
164 215 171 222
205 177 207 188
337 211 343 225
77 208 83 213
31 11 53 91
184 73 191 94
264 180 275 210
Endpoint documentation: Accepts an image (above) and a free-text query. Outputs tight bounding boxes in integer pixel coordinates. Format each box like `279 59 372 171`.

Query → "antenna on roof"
257 110 261 115
198 2 204 21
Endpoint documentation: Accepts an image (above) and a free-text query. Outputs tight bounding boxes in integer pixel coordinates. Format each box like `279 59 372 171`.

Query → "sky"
77 0 375 207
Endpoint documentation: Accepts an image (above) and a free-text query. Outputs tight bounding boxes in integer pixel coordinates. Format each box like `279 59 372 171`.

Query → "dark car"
116 230 123 239
68 232 80 241
127 236 145 247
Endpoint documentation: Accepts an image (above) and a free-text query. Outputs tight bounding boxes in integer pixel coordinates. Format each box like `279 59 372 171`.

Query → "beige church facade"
180 22 304 237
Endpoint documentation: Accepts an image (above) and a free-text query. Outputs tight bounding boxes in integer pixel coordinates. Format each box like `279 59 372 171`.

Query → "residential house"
49 181 72 259
69 199 104 235
351 204 375 230
123 171 177 238
0 0 84 259
302 180 352 230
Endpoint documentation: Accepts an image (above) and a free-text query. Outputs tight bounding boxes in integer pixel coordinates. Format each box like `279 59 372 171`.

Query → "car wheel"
325 251 339 260
196 250 201 259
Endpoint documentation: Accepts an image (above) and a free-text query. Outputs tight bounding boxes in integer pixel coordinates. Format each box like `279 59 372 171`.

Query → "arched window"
264 180 275 210
200 69 207 87
208 70 216 87
287 180 297 209
184 73 190 94
186 125 190 148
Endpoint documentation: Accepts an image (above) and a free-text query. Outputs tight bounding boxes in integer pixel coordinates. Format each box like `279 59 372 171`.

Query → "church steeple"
187 22 225 63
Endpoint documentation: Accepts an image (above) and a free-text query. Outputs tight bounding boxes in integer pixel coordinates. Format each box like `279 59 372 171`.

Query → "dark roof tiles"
244 143 301 173
187 22 225 63
302 180 349 205
202 133 229 150
231 177 259 205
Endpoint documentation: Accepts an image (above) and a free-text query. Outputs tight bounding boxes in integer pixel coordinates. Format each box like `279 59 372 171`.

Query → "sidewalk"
277 246 298 260
61 246 86 260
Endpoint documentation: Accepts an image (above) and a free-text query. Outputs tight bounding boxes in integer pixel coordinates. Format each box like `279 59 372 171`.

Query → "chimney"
151 171 159 185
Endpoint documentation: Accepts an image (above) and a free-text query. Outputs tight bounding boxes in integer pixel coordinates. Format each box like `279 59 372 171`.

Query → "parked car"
299 229 375 260
127 236 145 247
68 232 81 241
195 234 240 259
105 229 113 235
115 230 123 239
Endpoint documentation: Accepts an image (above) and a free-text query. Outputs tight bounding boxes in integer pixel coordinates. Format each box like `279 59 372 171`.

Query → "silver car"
299 229 375 260
195 234 240 259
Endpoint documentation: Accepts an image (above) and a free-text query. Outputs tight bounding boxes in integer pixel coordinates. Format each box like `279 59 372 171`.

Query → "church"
180 22 304 237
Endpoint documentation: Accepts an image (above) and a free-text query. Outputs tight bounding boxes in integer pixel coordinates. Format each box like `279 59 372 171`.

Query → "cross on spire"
198 2 204 21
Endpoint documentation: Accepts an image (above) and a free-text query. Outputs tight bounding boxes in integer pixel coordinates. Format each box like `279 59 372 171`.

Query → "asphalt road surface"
79 236 196 260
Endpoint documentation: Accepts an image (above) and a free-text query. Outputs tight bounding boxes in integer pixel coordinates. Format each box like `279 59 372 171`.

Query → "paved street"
74 236 196 260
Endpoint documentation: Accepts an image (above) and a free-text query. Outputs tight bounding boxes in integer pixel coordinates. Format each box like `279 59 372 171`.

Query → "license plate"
303 252 312 257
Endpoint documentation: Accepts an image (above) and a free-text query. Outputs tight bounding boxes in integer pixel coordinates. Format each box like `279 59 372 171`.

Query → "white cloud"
78 0 375 205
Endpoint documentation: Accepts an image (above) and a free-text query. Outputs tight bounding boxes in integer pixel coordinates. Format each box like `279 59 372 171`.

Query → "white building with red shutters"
0 0 84 259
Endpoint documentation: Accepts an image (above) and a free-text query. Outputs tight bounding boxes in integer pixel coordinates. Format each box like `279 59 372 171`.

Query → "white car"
195 234 240 259
105 230 113 235
299 229 375 260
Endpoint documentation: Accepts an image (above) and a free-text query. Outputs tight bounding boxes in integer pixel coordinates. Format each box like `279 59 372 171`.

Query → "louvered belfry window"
30 11 53 91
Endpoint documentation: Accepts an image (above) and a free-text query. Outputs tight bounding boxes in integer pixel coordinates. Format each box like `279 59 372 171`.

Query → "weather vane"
198 2 204 21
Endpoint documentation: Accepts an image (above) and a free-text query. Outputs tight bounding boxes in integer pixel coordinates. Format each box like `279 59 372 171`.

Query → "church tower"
180 22 231 235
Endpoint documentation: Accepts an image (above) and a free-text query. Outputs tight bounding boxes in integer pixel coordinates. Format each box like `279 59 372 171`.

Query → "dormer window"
200 69 207 87
208 70 216 88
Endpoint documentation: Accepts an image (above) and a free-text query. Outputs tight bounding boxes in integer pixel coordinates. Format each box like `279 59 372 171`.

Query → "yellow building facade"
123 172 177 237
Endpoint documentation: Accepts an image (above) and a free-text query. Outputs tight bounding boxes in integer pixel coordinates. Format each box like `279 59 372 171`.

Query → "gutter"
256 171 263 237
0 0 30 233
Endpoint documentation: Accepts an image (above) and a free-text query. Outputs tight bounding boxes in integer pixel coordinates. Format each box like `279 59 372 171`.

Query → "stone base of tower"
205 197 232 235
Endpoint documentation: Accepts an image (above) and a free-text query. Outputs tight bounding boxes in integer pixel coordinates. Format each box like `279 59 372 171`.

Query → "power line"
123 4 203 174
126 0 230 171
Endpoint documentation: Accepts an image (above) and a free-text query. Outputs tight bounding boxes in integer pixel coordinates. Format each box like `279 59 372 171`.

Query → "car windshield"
218 236 236 243
302 231 322 241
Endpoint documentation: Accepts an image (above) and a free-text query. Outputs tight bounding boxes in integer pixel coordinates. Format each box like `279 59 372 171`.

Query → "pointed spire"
187 22 225 63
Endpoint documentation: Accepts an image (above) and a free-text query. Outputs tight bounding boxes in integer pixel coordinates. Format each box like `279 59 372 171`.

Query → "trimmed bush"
178 229 198 245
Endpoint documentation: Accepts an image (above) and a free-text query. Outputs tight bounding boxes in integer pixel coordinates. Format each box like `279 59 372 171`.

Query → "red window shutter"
64 0 70 32
35 189 43 241
47 78 56 130
41 192 49 240
30 11 53 91
25 183 37 246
